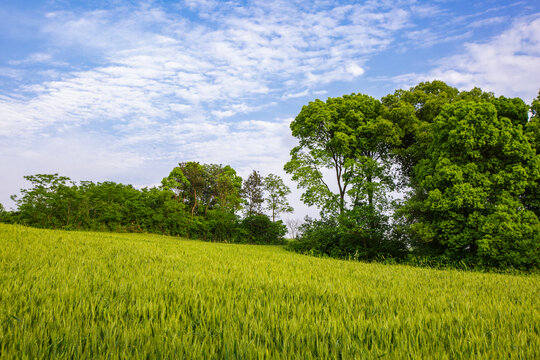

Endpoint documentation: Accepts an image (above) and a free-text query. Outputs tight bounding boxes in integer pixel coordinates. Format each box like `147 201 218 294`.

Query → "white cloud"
282 90 309 100
346 63 365 77
8 52 53 65
392 14 540 102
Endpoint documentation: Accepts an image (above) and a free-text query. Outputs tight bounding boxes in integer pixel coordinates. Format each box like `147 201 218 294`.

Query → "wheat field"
0 223 538 359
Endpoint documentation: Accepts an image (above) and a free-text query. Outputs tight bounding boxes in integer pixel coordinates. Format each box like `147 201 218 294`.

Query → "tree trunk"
191 188 197 217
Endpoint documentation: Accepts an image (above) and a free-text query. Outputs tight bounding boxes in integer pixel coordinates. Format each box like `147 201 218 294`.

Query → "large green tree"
163 162 206 217
380 81 460 186
162 162 243 240
406 100 539 268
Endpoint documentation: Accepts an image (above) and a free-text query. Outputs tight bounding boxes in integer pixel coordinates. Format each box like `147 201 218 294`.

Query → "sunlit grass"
1 223 539 359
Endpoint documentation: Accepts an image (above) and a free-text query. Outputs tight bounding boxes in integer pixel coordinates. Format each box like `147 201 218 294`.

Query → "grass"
1 223 539 359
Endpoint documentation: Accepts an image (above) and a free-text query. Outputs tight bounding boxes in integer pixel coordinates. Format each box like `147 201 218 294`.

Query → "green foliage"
238 215 287 245
6 164 293 246
380 81 459 184
284 82 540 269
524 91 540 218
404 100 540 269
203 210 240 242
0 203 8 223
5 82 540 271
376 81 540 269
287 217 343 256
288 216 407 260
2 224 538 358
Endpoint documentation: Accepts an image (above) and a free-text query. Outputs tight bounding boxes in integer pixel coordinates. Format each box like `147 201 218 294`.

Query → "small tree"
242 170 264 216
264 173 293 222
285 218 301 239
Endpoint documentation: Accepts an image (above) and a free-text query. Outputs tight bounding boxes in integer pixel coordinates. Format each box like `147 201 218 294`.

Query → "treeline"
1 80 539 270
0 164 292 244
285 81 539 270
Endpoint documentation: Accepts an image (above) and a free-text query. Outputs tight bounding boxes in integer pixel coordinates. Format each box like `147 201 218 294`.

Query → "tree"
524 90 540 217
162 162 243 239
284 93 400 238
406 100 540 268
214 165 243 212
263 173 293 222
162 162 205 217
161 166 189 203
0 203 6 222
242 170 264 216
11 174 75 228
284 218 301 239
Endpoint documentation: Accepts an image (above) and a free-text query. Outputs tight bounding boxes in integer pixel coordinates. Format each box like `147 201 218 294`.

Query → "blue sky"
1 0 540 219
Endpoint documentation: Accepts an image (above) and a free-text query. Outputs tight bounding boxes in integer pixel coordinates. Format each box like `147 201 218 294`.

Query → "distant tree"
213 165 243 212
162 162 205 217
161 166 189 203
242 170 264 217
11 174 75 228
263 174 293 222
180 162 206 217
162 162 243 239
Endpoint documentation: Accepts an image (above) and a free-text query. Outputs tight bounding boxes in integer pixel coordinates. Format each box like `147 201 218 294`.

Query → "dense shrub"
288 217 407 260
237 215 287 245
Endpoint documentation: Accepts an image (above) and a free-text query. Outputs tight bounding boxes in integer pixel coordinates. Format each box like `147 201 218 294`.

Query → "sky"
1 0 540 220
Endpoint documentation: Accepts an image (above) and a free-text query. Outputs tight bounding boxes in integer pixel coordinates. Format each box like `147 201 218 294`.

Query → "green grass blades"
1 224 539 359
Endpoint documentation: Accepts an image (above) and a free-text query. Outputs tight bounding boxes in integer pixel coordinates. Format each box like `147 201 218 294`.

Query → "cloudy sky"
1 0 540 218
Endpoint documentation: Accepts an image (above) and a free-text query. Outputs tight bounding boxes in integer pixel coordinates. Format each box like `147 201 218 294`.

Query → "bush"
0 203 8 223
287 217 343 256
287 216 408 260
237 215 287 245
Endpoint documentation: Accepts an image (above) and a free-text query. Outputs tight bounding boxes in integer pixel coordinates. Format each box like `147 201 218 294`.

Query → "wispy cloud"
467 16 507 28
0 1 418 140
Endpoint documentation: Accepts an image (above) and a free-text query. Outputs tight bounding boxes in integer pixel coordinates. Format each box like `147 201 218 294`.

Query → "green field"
1 224 539 359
